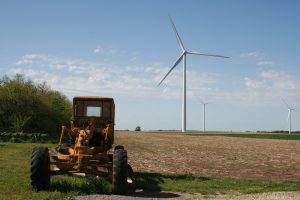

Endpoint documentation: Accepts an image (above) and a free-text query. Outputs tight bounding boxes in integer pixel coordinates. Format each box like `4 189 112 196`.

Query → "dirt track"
77 191 300 200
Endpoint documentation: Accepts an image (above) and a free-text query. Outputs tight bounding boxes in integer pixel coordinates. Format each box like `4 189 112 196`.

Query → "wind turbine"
158 16 229 132
282 99 296 134
195 96 210 132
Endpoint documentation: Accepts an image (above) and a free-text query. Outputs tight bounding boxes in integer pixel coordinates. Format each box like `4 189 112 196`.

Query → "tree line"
0 74 71 137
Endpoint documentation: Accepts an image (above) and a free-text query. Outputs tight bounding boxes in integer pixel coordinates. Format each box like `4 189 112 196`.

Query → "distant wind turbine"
196 97 210 132
282 99 296 134
158 16 229 132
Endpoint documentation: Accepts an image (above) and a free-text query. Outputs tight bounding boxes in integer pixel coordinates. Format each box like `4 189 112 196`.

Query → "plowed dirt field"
78 132 300 199
115 132 300 181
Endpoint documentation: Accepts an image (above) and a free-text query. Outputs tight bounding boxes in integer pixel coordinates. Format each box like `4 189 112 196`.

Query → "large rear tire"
112 149 128 195
127 164 134 189
30 147 50 191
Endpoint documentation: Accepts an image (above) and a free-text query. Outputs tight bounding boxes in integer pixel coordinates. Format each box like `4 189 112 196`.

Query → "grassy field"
1 132 300 199
0 142 112 200
135 172 300 195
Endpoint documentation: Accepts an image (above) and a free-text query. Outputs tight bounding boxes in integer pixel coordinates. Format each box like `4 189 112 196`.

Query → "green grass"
187 133 300 140
0 142 111 200
0 142 300 199
135 172 300 195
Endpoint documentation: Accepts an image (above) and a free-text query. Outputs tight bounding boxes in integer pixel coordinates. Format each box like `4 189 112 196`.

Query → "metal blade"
188 51 229 58
281 98 290 109
195 96 211 105
196 96 204 104
158 54 184 86
169 16 185 51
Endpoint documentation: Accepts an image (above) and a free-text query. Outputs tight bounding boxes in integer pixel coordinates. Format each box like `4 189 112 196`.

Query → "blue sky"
1 0 300 131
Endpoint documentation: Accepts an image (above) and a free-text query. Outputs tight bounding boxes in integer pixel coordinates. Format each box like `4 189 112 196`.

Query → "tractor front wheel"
112 149 128 195
30 146 50 191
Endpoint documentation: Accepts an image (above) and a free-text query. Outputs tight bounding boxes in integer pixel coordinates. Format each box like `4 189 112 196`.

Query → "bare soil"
115 131 300 181
77 131 300 199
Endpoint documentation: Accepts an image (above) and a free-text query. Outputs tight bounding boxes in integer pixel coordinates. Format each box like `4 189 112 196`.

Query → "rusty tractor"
30 96 133 194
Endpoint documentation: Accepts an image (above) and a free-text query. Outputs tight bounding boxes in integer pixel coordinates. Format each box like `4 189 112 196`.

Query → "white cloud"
10 54 159 97
10 68 40 77
257 61 274 67
238 70 300 106
240 51 265 60
11 54 222 101
93 46 139 63
93 46 103 54
16 59 33 65
108 48 119 54
10 54 300 108
260 70 299 90
244 77 268 89
129 56 137 62
16 54 44 65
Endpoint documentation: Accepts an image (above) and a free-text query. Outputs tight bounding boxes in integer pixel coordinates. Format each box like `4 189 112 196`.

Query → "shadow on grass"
135 172 210 191
48 172 210 198
50 175 111 195
130 172 211 198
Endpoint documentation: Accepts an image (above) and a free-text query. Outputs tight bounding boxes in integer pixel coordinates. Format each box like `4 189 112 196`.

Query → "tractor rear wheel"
112 149 128 195
127 164 134 189
30 147 50 191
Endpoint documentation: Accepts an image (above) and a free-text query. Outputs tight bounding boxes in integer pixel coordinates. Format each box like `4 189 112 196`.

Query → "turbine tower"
158 16 229 132
282 99 296 134
200 99 210 132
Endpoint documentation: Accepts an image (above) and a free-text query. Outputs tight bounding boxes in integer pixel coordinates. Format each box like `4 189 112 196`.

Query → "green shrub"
0 74 72 137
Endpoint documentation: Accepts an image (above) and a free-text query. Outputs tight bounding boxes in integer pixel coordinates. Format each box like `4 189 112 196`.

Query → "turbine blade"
158 54 184 86
195 96 211 105
169 16 185 51
281 98 290 109
195 96 204 104
188 51 229 58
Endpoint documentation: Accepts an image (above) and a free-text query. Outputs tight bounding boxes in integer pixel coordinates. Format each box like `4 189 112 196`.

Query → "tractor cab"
72 96 115 130
68 96 115 149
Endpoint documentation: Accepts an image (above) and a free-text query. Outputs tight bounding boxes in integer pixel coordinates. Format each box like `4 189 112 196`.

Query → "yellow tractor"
30 96 133 194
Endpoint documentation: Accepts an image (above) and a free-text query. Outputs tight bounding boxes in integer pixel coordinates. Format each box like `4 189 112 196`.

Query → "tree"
135 126 141 131
0 74 71 137
9 113 31 133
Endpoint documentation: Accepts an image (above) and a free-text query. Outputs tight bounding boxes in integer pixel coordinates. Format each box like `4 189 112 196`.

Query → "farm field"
0 131 300 200
116 131 300 181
